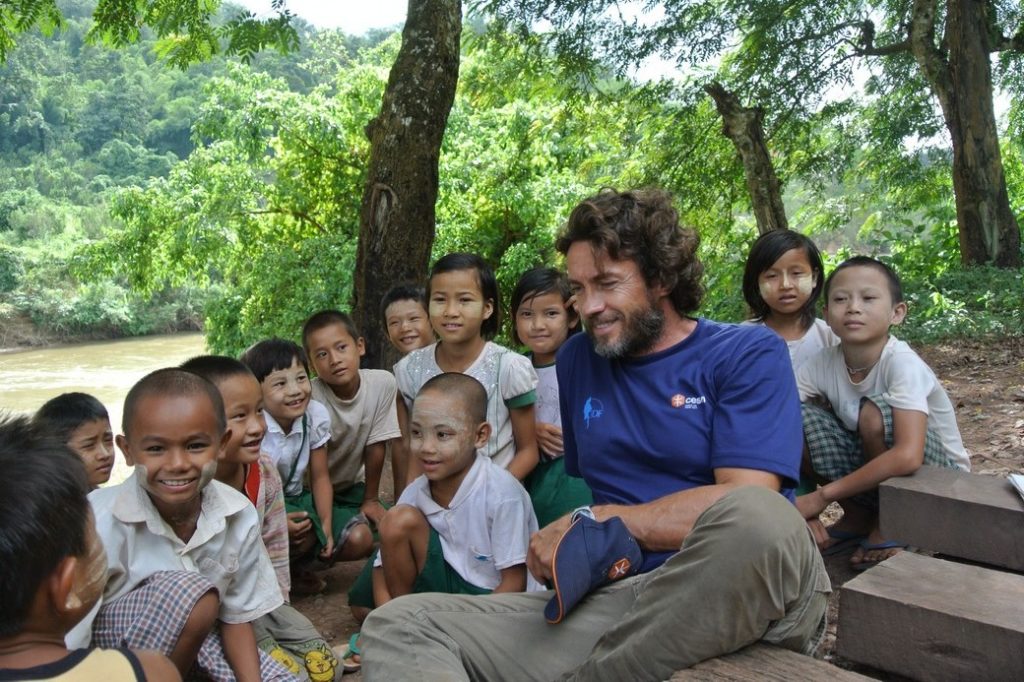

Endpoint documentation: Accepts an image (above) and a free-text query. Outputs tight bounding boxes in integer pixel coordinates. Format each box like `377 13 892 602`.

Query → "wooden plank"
880 466 1024 571
669 644 872 681
839 551 1024 681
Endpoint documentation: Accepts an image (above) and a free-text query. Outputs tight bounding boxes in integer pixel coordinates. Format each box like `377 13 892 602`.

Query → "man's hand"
318 536 335 561
795 488 828 520
361 499 387 526
526 514 573 583
287 511 312 544
536 422 564 456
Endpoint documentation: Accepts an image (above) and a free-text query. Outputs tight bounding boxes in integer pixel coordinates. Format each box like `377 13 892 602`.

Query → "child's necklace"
846 360 877 375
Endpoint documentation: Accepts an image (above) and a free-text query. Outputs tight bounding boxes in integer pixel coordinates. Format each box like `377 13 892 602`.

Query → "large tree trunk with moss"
705 82 789 235
352 0 462 369
910 0 1021 267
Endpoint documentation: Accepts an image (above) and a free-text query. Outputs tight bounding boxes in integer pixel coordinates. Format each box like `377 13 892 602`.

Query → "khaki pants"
362 486 831 682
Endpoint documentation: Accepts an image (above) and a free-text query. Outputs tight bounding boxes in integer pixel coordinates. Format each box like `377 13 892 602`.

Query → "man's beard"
586 302 665 359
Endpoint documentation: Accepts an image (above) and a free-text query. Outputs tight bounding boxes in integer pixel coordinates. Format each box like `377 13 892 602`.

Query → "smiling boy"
349 373 541 618
66 369 296 681
795 257 970 570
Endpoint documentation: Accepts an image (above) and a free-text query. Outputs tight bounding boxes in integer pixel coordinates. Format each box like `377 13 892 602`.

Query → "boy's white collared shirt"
262 398 331 497
376 454 543 592
66 470 282 648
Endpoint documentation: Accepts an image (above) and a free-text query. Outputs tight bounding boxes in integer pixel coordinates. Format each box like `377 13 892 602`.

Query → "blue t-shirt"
556 318 802 571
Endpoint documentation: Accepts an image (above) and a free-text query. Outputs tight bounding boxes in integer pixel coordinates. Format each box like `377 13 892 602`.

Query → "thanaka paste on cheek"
67 536 108 611
197 458 217 491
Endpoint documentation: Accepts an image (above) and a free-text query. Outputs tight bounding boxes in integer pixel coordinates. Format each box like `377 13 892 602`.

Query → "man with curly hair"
361 189 831 681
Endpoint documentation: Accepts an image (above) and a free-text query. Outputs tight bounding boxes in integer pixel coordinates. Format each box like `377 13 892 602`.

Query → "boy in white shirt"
67 369 296 681
349 373 541 613
240 338 374 597
795 257 969 570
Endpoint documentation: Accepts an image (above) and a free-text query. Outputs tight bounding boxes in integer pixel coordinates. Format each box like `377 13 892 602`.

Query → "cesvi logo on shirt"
670 393 706 410
583 397 604 428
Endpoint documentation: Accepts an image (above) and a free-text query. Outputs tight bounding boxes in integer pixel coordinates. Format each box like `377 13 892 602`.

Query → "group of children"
0 236 970 680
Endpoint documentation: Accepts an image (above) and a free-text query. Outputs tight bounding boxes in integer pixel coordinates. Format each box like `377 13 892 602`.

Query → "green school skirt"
347 527 490 609
524 456 593 528
285 483 368 552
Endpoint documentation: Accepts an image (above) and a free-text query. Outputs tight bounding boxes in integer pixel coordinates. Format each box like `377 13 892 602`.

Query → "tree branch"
237 208 328 233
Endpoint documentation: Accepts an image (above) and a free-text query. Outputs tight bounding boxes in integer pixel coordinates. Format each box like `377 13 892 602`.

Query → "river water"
0 332 207 482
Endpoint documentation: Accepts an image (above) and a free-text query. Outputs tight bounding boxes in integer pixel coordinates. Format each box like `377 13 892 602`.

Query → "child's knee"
858 400 885 441
344 522 374 556
183 588 219 638
379 505 427 540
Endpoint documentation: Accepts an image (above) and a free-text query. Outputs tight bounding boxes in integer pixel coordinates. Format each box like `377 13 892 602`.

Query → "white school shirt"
375 454 543 592
394 342 538 469
741 317 839 375
534 362 563 458
262 399 332 497
797 336 970 471
67 473 283 648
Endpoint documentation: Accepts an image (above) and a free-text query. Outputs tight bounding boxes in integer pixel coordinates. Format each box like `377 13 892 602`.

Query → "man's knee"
695 486 804 550
182 588 219 639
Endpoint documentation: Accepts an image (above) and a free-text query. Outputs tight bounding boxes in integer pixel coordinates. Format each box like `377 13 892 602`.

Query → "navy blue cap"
544 515 642 624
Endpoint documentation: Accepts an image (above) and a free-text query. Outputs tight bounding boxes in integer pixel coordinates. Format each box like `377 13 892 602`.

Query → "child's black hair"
301 310 362 353
122 368 226 437
824 255 904 304
742 229 826 329
379 283 428 320
239 338 310 383
509 266 579 346
428 252 501 339
180 355 256 387
418 372 488 425
33 392 109 444
0 412 90 638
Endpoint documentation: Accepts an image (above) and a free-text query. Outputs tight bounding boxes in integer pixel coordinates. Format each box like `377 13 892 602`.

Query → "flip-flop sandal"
850 539 907 571
821 528 868 557
335 632 361 674
325 514 370 568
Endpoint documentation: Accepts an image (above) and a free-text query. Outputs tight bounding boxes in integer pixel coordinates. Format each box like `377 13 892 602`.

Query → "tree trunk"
352 0 462 369
910 0 1021 267
704 82 789 235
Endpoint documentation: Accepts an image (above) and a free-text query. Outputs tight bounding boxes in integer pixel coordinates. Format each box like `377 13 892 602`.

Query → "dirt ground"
292 338 1024 680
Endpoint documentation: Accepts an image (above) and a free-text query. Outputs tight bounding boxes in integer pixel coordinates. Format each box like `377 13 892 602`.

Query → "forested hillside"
0 0 379 345
1 1 1020 354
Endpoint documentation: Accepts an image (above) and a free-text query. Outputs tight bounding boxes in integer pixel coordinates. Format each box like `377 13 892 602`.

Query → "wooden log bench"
839 552 1024 681
879 465 1024 571
670 643 872 680
837 467 1024 680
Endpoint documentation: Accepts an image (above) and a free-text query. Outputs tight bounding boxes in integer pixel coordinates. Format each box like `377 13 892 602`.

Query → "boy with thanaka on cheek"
0 413 178 681
181 355 340 681
66 369 298 682
348 373 541 618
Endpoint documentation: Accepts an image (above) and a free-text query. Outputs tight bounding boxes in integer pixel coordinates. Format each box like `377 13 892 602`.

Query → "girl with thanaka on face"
180 355 340 681
66 369 297 681
240 339 374 598
34 392 116 489
795 257 970 570
393 253 540 482
0 412 179 681
741 229 838 375
510 266 594 527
